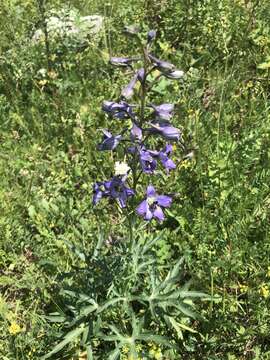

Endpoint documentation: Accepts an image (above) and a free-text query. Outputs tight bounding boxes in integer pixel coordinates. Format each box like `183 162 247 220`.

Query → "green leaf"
86 344 93 360
41 326 85 359
108 346 121 360
177 290 208 298
167 316 197 337
63 240 86 261
45 313 66 323
173 303 197 319
97 297 125 313
0 276 14 286
137 333 174 347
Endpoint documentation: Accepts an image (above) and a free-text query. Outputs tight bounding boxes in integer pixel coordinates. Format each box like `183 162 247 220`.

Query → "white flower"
114 161 130 176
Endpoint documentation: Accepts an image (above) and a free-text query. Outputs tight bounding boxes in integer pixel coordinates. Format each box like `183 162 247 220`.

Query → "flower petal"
109 57 132 67
118 191 127 208
164 158 176 171
149 122 181 141
164 70 184 79
121 73 138 99
137 68 146 83
147 30 156 44
153 206 165 222
146 185 156 197
130 122 142 141
149 54 175 72
136 200 148 216
156 195 172 208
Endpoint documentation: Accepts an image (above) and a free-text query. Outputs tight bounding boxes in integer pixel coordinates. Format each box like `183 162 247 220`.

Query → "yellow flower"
9 322 21 335
38 79 47 86
154 349 162 359
48 70 58 79
260 285 269 299
122 345 129 354
239 284 248 293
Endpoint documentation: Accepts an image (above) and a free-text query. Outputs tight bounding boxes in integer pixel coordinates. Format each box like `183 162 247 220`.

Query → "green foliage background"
0 0 270 359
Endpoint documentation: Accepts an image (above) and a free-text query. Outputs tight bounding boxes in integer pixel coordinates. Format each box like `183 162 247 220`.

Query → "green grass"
0 0 270 359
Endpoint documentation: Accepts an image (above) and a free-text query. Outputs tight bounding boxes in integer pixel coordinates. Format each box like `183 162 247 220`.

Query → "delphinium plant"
94 27 183 224
43 27 207 360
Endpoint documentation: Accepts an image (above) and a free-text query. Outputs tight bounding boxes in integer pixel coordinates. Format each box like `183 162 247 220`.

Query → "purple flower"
147 30 156 44
102 101 134 119
121 73 138 99
130 122 143 141
106 177 134 208
151 103 174 121
159 144 176 172
93 177 134 208
109 57 133 67
148 122 181 141
93 182 109 205
149 54 184 79
139 148 158 174
136 185 172 221
97 130 122 151
149 54 175 72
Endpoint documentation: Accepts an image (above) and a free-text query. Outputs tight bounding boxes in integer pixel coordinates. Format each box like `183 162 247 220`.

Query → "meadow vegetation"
0 0 270 359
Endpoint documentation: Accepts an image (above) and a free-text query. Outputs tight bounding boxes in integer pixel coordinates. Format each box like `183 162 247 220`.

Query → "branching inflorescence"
93 27 184 222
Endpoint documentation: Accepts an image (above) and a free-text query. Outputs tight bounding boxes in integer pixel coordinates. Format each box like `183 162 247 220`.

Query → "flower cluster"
93 28 184 222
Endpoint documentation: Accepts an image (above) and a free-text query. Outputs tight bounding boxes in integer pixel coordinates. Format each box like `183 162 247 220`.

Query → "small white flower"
114 161 130 176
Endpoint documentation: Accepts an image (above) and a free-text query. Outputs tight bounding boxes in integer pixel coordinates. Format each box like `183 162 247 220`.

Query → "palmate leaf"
41 326 85 359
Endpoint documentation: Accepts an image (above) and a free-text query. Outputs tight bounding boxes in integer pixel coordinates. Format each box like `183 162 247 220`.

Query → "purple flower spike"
121 73 138 99
149 54 175 72
148 122 181 141
97 130 122 151
164 70 184 80
107 177 134 208
159 144 176 172
151 103 174 121
130 122 143 141
110 57 133 67
136 185 172 222
147 30 156 44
